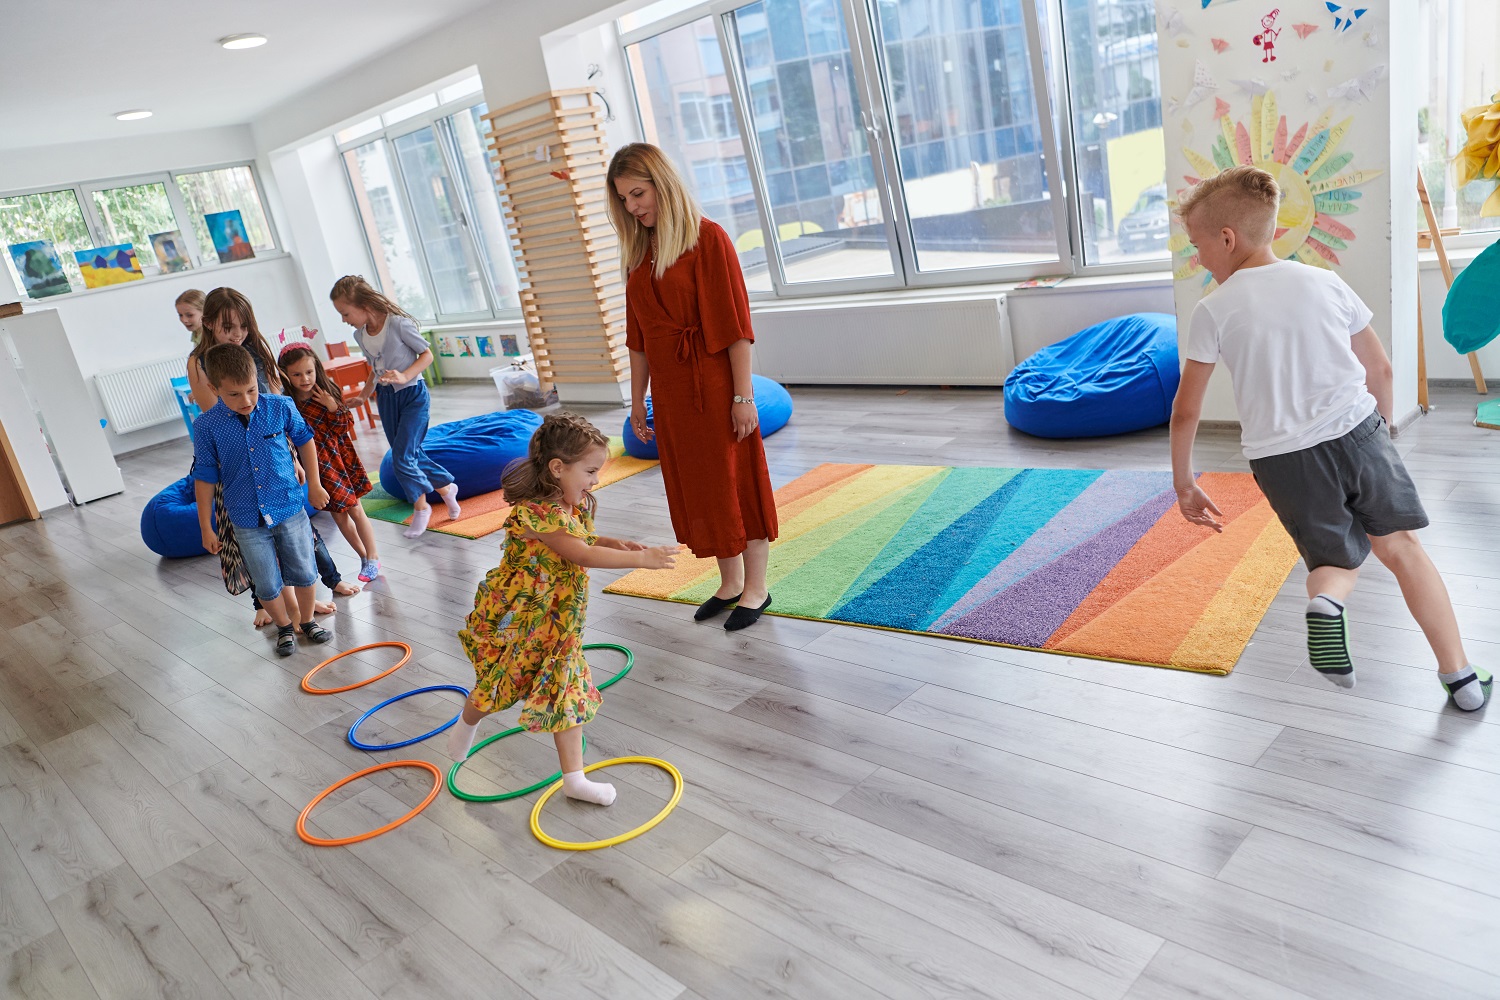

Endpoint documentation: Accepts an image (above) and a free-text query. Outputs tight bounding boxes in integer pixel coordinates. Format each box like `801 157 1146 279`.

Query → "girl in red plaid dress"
278 343 381 581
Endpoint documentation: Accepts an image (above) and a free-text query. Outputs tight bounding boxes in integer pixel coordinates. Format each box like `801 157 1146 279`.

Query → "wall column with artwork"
1156 2 1419 423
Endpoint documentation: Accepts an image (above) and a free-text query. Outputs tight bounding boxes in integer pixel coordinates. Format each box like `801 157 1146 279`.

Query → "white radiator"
749 293 1013 385
94 357 184 433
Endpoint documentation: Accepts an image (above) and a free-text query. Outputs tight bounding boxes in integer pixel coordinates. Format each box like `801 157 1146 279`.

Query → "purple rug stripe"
933 470 1174 630
942 487 1178 646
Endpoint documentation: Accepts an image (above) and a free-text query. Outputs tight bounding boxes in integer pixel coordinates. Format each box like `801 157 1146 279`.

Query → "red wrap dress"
625 218 779 559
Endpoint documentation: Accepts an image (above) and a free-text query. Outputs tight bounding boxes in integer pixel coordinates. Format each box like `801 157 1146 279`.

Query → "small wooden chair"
326 340 351 360
326 359 376 436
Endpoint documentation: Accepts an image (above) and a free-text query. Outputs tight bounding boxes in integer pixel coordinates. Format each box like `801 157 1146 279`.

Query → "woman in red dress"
607 144 778 630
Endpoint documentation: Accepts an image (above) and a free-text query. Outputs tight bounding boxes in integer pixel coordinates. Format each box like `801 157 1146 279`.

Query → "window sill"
747 267 1173 312
12 250 290 304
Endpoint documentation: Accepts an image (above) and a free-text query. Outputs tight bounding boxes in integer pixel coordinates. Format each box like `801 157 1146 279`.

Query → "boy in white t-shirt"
1170 165 1490 711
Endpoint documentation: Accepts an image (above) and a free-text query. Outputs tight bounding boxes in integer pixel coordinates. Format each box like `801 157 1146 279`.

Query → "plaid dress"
295 397 371 513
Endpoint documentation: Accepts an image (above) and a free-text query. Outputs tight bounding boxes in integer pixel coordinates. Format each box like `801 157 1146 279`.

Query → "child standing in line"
194 343 334 656
1171 165 1491 710
329 275 461 539
176 288 206 348
447 413 679 805
278 343 381 582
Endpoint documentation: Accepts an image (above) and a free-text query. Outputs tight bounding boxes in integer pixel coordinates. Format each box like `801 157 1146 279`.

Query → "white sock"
446 718 479 759
403 506 432 538
439 484 462 520
561 770 616 806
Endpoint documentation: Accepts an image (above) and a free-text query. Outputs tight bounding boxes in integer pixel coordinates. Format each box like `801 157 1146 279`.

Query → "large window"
1 164 278 295
339 82 522 323
1418 0 1500 237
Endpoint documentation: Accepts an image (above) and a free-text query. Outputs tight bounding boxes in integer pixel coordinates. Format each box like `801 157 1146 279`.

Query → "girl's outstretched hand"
640 544 680 569
1176 485 1224 532
312 386 341 411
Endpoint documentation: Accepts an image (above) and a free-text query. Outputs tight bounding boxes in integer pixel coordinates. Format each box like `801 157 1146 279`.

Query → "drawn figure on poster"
1254 9 1281 62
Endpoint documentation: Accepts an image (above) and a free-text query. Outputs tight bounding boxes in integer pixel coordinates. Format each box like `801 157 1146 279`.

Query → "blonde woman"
607 143 778 631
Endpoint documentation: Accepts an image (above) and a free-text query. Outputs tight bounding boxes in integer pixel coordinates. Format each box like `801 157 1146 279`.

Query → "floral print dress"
458 500 600 732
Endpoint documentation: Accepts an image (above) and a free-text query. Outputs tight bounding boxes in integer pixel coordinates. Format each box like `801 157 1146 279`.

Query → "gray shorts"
1248 411 1428 570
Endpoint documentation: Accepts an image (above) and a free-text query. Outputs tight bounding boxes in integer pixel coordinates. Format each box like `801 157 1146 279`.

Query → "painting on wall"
74 244 144 288
437 337 456 357
150 231 192 273
500 333 520 356
455 337 475 357
205 210 255 263
7 241 71 299
476 335 496 357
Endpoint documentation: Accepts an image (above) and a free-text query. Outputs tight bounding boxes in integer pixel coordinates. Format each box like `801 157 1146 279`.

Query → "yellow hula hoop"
529 756 684 851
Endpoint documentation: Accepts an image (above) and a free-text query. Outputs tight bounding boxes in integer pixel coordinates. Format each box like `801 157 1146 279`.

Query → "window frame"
336 93 522 326
0 160 281 294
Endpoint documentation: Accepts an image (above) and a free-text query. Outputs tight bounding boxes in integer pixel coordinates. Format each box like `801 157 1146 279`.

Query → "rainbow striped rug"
604 463 1300 674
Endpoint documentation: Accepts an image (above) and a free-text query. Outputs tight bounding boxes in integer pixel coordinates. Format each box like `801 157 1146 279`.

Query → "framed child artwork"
150 231 193 273
205 210 255 263
7 241 71 298
74 245 144 288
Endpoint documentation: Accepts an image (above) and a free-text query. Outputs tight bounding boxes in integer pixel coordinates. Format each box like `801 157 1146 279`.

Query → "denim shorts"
235 509 318 598
1249 411 1428 570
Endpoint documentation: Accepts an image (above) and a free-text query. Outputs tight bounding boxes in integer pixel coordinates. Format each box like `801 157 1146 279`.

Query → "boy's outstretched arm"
1350 325 1393 424
1170 360 1224 532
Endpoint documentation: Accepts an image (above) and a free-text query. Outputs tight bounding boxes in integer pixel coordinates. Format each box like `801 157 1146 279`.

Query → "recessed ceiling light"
115 110 153 121
219 33 267 49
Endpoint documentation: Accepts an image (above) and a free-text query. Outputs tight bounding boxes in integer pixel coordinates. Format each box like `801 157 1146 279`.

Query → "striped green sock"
1440 665 1492 712
1307 595 1355 689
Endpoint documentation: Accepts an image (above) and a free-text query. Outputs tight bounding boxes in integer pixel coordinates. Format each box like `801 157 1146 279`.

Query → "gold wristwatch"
733 395 754 404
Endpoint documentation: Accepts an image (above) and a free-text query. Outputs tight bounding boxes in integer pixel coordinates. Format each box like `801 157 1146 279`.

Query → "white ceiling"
0 0 497 151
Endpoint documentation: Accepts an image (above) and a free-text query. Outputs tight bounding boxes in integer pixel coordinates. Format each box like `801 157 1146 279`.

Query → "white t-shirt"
1185 259 1376 460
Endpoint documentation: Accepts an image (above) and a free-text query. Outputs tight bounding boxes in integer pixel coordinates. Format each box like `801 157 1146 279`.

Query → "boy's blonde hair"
605 143 702 280
1177 166 1281 246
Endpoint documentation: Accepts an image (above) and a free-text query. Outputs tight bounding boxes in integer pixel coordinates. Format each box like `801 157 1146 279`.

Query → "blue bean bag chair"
1004 312 1180 438
379 409 543 503
142 473 321 558
623 373 793 459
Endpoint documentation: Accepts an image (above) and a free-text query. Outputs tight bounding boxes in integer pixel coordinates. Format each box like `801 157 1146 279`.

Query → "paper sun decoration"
1172 89 1381 283
1455 92 1500 217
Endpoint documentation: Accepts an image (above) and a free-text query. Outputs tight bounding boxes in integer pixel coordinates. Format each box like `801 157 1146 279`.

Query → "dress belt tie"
675 325 706 412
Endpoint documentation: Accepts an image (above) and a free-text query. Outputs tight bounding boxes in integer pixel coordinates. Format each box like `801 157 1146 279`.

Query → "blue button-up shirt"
192 395 313 529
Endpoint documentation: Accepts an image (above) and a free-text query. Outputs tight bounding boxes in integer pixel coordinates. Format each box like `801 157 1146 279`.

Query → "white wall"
0 125 257 191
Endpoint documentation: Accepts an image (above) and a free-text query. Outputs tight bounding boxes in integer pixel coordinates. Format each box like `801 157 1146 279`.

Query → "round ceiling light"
219 33 267 49
114 110 153 121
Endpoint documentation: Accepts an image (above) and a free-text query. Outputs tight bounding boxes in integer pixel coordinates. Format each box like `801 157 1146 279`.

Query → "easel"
1416 171 1487 412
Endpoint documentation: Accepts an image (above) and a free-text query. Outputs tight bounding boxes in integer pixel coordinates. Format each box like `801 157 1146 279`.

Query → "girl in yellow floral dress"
449 412 679 805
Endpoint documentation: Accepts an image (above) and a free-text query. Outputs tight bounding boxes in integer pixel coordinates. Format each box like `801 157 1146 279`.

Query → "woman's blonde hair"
501 412 609 515
329 275 409 321
606 143 701 280
194 287 282 393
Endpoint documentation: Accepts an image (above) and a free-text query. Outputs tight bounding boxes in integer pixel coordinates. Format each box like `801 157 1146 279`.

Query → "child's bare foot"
314 600 336 616
252 608 273 628
333 581 361 596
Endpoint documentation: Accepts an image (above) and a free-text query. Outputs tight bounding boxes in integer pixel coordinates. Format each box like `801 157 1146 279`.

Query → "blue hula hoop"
348 684 471 751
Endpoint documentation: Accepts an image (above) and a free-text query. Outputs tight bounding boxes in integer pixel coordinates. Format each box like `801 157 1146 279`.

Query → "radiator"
749 293 1013 385
94 357 184 433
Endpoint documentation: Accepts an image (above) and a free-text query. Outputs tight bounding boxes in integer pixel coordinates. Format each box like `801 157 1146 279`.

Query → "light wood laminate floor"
3 382 1498 1000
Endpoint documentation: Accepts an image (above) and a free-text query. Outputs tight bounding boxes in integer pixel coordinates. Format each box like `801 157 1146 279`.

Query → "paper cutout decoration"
1214 97 1232 119
1281 67 1300 81
1325 3 1367 32
1211 38 1231 53
1455 91 1500 217
1324 59 1335 72
1232 78 1271 95
1174 88 1380 284
1200 0 1242 7
1327 66 1386 103
1307 89 1321 104
7 241 70 299
1159 2 1190 38
1253 9 1281 62
1292 22 1319 39
1182 60 1218 109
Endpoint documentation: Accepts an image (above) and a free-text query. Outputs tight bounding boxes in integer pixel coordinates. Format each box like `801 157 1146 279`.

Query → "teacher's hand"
731 400 759 442
630 404 654 443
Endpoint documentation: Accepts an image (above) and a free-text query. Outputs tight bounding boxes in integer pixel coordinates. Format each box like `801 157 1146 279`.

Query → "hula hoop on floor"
347 684 470 751
445 643 633 803
529 756 684 851
296 759 442 847
302 642 412 694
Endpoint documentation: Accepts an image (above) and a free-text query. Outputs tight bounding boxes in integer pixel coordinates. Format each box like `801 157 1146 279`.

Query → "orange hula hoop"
296 759 441 847
301 641 413 694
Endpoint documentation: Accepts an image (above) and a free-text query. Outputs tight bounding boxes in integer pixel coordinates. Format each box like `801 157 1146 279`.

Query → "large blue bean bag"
623 373 793 459
1004 312 1180 439
379 409 543 503
142 474 320 558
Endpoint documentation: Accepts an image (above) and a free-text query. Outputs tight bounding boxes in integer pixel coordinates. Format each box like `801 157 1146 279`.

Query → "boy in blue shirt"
193 343 333 656
1170 165 1490 711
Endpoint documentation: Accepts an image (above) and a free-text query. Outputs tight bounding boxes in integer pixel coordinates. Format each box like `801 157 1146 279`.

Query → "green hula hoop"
446 643 633 803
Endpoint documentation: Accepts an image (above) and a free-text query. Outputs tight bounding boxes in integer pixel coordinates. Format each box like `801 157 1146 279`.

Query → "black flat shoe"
725 595 772 631
694 593 741 621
